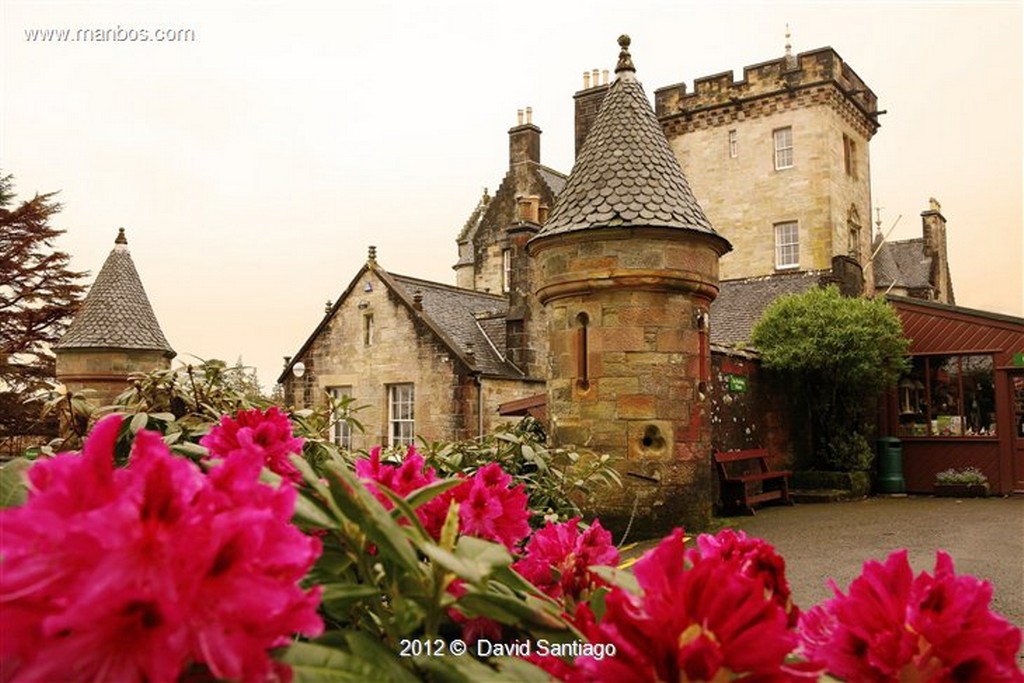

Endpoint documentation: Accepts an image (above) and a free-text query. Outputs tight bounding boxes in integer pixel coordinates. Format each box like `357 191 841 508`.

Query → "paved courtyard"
727 496 1024 629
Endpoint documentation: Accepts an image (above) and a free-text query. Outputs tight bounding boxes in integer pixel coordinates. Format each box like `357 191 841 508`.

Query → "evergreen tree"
0 173 87 439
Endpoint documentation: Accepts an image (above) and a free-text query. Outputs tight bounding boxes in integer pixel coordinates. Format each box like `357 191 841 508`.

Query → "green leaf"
320 582 381 617
403 477 465 511
129 412 149 434
343 631 421 683
0 458 31 508
453 535 512 571
293 491 339 529
278 641 376 682
590 565 640 594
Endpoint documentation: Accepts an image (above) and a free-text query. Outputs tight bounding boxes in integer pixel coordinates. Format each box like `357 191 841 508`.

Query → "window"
773 127 793 169
897 355 997 437
774 221 799 269
843 134 858 178
728 129 738 158
575 312 590 391
502 249 511 293
388 383 415 447
327 386 353 450
848 206 862 260
363 313 374 346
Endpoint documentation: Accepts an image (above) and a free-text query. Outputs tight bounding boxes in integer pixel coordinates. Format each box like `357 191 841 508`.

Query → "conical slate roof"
55 229 174 355
534 36 726 246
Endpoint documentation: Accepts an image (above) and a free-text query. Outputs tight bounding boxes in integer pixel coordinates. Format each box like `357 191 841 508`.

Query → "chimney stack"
574 66 611 157
509 107 541 166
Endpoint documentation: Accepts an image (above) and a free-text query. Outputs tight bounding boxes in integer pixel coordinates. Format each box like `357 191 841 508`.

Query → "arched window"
575 312 590 390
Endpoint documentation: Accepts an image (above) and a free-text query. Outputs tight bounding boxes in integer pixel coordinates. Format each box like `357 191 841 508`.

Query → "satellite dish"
292 361 306 379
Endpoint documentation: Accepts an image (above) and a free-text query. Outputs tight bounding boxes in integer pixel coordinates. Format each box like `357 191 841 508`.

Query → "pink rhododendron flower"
201 406 305 483
799 549 1023 682
567 528 798 682
513 517 619 604
1 415 322 683
354 446 454 540
453 463 531 551
691 528 799 626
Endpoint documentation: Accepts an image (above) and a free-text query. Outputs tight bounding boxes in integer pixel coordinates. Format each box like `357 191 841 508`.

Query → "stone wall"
655 47 877 291
282 269 470 449
55 348 172 406
531 228 726 534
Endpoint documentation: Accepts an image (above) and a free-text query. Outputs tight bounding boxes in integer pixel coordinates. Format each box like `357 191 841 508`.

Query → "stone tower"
654 41 879 291
528 37 732 533
54 228 174 404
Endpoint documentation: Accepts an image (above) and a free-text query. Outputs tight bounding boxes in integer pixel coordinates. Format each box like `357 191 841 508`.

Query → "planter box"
933 483 989 498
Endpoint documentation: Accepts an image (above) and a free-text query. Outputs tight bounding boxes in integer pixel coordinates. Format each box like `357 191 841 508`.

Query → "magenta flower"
354 446 455 540
1 415 322 683
453 463 531 551
513 517 619 604
799 549 1023 682
568 528 798 682
691 528 799 626
201 406 305 483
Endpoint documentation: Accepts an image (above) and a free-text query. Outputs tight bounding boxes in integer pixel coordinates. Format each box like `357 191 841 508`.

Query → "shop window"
897 355 997 437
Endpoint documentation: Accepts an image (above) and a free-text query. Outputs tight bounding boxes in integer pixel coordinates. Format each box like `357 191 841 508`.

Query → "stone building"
527 36 731 530
54 228 174 404
872 198 955 303
279 249 542 450
654 40 880 290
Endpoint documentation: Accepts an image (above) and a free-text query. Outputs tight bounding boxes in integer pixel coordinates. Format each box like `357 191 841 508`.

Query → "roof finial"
785 23 792 57
368 245 377 262
115 227 128 245
615 34 635 75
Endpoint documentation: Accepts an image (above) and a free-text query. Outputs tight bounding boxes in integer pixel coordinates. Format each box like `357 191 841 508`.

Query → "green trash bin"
876 437 905 493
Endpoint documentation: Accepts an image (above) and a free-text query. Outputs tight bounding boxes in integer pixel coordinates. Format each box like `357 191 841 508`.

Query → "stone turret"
528 36 731 533
55 228 174 404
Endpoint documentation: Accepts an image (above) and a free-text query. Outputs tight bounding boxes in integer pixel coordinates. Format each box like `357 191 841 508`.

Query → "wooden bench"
713 449 792 515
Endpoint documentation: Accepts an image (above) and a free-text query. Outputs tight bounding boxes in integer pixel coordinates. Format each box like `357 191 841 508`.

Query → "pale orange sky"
3 1 1021 389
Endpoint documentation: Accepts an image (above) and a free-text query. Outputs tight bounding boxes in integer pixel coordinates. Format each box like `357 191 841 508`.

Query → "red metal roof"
888 295 1024 365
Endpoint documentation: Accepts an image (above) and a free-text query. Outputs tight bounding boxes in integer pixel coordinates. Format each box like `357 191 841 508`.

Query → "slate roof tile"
532 37 726 248
390 274 522 378
55 229 174 354
710 272 825 346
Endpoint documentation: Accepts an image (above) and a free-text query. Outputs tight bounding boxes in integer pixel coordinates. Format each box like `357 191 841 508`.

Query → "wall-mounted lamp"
292 361 306 379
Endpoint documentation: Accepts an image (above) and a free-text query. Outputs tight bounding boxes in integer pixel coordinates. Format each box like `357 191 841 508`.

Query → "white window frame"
502 248 511 293
774 221 799 270
728 129 738 158
327 386 353 450
388 383 415 448
773 127 793 170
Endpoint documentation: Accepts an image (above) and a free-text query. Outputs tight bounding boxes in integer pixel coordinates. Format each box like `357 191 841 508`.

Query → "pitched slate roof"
533 36 726 248
55 229 174 355
278 259 525 384
388 273 522 377
872 237 933 292
710 271 825 346
537 165 568 196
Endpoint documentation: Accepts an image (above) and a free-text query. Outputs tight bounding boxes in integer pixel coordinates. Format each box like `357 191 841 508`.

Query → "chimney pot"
592 68 599 85
602 69 609 85
583 71 591 88
525 106 532 124
517 109 524 125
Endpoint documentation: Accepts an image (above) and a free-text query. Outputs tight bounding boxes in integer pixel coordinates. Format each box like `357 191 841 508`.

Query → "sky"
3 1 1022 391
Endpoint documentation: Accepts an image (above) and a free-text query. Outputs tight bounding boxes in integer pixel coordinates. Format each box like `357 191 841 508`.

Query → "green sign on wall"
1013 352 1024 367
727 375 748 393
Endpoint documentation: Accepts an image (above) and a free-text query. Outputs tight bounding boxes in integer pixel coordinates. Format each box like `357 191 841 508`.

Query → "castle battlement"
655 47 878 126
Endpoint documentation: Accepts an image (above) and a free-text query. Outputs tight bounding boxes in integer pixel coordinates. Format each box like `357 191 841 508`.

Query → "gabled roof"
873 237 933 292
55 229 174 355
710 271 826 346
537 164 568 196
278 259 524 384
533 36 727 250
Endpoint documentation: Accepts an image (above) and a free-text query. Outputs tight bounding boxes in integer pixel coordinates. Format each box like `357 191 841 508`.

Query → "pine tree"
0 173 87 439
